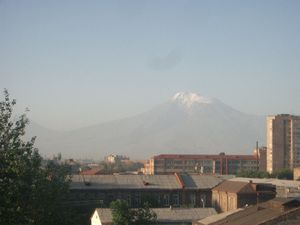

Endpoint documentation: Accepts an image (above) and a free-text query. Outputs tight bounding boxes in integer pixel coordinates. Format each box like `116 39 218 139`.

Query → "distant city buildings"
79 168 102 175
78 114 300 225
266 114 300 173
142 152 266 175
104 154 129 163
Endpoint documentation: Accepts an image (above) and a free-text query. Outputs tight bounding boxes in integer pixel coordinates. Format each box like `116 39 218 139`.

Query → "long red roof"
153 154 257 160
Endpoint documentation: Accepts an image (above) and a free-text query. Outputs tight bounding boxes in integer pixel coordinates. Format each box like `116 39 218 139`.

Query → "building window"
156 194 161 205
134 193 141 207
190 193 196 206
173 193 179 206
163 194 169 206
97 193 104 199
127 194 131 206
200 194 206 207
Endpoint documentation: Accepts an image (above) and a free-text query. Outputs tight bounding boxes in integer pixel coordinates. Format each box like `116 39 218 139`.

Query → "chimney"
143 180 149 186
174 173 185 189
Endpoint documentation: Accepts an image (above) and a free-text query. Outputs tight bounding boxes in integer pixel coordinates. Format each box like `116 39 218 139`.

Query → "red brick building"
212 180 275 213
142 152 266 175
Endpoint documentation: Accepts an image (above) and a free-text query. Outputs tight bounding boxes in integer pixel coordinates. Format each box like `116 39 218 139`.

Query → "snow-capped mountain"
27 92 265 159
172 91 212 107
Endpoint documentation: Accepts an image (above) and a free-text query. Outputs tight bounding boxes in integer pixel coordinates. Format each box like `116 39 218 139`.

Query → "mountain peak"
171 92 212 107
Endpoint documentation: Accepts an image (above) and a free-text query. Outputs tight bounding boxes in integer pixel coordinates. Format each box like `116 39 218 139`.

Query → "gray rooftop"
229 177 300 188
71 174 224 190
194 199 300 225
154 207 217 222
194 208 243 225
94 207 217 224
181 174 224 189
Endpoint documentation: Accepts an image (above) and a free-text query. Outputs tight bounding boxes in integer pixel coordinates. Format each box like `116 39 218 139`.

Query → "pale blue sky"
1 0 300 130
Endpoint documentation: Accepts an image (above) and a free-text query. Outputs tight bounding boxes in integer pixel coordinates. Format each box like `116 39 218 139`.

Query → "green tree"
110 200 132 225
0 89 71 225
131 202 157 225
100 161 144 174
237 170 271 178
110 200 157 225
272 169 293 180
237 169 294 180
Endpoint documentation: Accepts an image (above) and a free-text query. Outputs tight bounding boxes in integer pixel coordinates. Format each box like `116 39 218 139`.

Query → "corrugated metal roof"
154 207 217 222
195 208 244 225
188 175 224 189
71 174 181 189
195 206 280 225
230 177 300 188
95 207 217 224
196 203 300 225
71 174 224 190
195 198 300 225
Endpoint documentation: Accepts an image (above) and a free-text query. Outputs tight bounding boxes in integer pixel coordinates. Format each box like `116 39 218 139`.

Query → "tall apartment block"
266 114 300 173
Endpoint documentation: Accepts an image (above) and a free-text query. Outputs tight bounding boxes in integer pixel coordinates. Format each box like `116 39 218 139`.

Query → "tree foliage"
0 89 71 225
237 170 271 178
110 200 157 225
110 200 133 225
99 161 144 174
273 169 293 180
131 202 157 225
237 169 294 180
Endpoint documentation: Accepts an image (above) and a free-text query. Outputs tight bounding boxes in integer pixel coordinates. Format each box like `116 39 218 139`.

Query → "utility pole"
256 141 259 171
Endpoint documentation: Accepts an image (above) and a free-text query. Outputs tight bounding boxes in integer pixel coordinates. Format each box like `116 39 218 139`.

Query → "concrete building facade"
267 114 300 173
142 153 266 175
254 146 267 172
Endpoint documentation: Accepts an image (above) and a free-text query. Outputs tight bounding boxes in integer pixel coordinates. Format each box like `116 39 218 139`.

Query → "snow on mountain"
26 93 266 159
172 92 212 107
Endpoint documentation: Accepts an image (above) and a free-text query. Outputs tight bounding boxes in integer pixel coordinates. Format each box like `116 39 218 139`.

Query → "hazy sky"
1 0 300 131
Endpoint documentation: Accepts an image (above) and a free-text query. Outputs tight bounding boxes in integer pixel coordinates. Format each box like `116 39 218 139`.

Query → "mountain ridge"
26 92 266 159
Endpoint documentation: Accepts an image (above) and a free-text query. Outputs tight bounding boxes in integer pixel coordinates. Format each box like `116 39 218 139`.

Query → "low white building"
91 207 217 225
104 154 129 163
